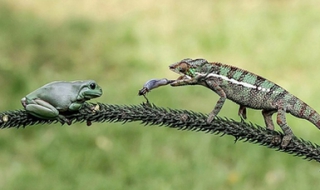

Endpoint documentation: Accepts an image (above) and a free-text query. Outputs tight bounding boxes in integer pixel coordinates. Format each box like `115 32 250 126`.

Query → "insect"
21 80 103 124
138 78 174 103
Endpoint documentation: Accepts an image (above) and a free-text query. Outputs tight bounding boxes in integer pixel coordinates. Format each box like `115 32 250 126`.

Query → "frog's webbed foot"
57 115 72 125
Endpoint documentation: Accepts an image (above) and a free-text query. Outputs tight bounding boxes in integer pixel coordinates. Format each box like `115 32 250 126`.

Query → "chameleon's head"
77 80 103 100
169 58 209 78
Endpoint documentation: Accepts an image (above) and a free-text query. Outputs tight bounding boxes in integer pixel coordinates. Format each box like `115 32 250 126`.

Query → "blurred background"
0 0 320 189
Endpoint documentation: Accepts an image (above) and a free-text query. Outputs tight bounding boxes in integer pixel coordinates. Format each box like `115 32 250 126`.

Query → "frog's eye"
89 83 96 89
178 62 189 74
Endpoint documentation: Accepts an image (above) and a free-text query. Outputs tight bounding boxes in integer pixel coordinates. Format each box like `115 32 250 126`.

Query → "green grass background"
0 0 320 189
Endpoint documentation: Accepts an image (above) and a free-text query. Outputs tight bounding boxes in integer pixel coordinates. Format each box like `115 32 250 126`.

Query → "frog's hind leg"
25 99 71 125
25 99 59 119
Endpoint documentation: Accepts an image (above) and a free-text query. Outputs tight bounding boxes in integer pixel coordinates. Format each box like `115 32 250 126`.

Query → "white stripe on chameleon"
196 72 257 89
193 72 279 93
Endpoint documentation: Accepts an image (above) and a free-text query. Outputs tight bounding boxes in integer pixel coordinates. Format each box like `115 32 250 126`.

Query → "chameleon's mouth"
169 65 192 79
175 74 191 80
182 75 191 79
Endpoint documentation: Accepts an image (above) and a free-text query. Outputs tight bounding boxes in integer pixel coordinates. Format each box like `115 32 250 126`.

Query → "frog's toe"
57 115 72 125
21 97 27 107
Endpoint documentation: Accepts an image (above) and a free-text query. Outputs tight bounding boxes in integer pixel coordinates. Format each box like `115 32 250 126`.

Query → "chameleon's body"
168 58 320 147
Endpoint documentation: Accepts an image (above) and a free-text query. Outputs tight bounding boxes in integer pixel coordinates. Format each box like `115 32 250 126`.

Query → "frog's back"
28 81 79 110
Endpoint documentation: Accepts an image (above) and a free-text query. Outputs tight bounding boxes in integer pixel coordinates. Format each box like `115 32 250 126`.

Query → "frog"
21 80 103 124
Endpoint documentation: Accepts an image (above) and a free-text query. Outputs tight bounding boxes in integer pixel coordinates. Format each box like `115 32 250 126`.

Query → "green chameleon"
21 80 102 124
139 58 320 147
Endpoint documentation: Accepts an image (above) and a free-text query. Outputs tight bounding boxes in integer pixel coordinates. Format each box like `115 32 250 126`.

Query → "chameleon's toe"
281 135 292 148
206 115 214 124
271 135 282 145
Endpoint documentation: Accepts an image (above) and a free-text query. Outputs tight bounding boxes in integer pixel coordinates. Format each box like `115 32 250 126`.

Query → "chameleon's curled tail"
289 101 320 129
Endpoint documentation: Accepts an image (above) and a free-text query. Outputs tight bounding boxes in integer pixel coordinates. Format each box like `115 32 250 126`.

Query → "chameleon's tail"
288 100 320 129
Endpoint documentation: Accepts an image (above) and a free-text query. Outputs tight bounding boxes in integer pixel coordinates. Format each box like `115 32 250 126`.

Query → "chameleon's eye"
178 62 189 74
89 83 96 89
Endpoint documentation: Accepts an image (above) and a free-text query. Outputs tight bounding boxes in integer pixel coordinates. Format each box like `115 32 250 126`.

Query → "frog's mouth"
83 90 103 99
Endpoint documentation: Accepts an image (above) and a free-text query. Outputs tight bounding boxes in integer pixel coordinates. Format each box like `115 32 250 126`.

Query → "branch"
1 103 319 162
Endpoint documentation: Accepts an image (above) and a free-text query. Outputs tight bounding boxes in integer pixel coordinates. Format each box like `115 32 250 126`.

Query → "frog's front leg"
69 102 83 111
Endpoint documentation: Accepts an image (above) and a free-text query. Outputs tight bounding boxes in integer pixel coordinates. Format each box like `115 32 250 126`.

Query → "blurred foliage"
0 0 320 189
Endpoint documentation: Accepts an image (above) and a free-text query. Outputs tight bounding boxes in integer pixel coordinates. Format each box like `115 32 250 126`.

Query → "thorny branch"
0 103 319 163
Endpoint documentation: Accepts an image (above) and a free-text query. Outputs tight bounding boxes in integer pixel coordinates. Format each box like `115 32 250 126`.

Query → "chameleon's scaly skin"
169 58 320 147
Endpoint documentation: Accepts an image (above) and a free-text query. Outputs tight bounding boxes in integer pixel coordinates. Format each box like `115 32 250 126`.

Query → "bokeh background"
0 0 320 189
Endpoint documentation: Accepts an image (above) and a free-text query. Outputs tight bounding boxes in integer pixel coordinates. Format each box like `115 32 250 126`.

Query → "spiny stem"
0 103 319 162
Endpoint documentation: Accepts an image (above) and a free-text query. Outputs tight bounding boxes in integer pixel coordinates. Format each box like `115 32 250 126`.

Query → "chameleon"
21 80 103 124
140 58 320 147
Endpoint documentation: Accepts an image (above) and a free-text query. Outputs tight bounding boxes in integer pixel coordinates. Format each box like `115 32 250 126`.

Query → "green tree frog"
21 80 103 124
